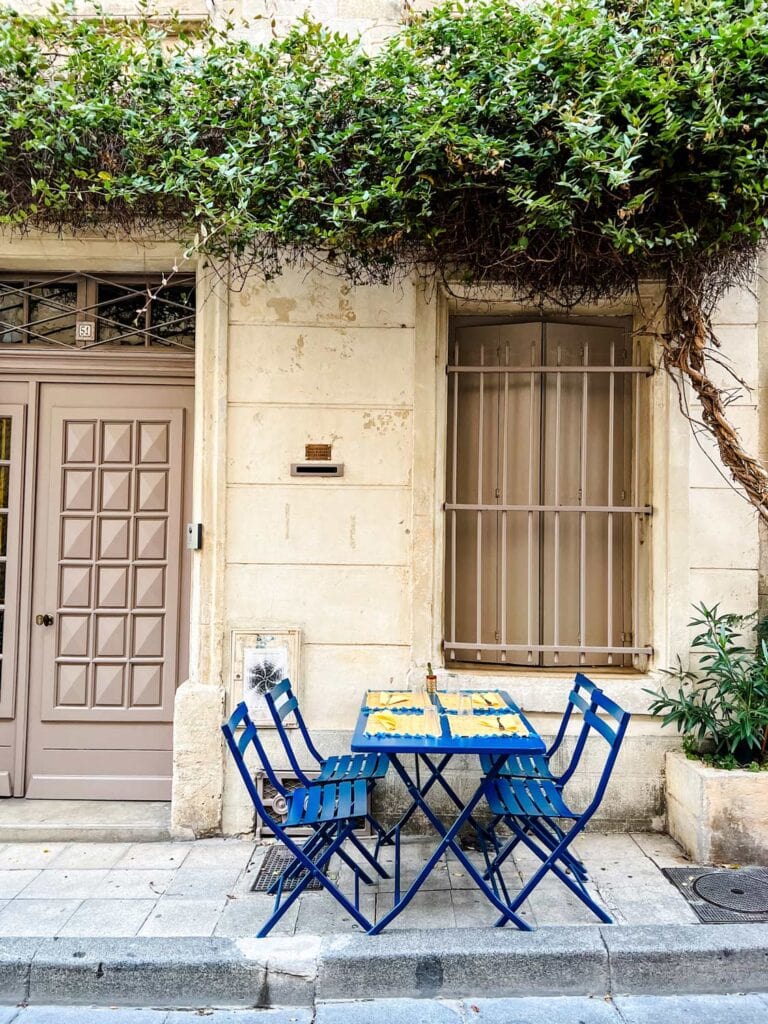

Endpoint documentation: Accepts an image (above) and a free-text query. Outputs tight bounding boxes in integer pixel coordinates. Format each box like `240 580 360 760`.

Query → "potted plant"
647 604 768 863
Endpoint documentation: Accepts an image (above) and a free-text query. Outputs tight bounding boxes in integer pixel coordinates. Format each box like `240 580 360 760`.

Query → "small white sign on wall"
230 628 301 727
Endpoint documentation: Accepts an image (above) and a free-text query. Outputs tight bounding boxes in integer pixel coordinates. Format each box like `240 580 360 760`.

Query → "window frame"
0 272 196 351
441 312 654 672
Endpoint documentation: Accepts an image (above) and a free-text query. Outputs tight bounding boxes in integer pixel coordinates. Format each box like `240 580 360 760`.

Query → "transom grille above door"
444 318 652 669
0 273 195 349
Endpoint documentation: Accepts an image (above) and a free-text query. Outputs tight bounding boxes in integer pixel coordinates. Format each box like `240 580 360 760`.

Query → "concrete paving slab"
603 895 698 926
315 998 463 1023
0 871 41 899
57 899 156 938
48 845 129 870
457 995 618 1022
15 870 111 901
0 847 65 871
163 868 243 898
94 870 176 899
114 844 191 872
376 862 452 894
376 889 455 929
518 881 599 927
629 833 691 868
294 893 375 936
139 898 228 938
213 896 299 939
12 1009 165 1023
601 923 768 995
451 889 537 930
181 841 256 872
0 898 81 937
451 890 500 928
615 993 768 1023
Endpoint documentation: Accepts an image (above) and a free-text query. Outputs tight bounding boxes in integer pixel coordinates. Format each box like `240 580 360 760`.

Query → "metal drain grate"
250 845 323 893
663 866 768 923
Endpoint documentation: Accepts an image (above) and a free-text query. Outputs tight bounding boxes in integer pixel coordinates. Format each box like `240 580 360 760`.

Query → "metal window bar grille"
0 272 196 350
444 318 652 669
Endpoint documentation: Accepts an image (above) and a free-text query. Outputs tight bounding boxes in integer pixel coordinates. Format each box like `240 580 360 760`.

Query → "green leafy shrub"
647 604 768 769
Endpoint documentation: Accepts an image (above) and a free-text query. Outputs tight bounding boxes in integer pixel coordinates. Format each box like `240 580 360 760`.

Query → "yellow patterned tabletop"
364 710 441 738
448 714 528 739
438 691 507 712
365 690 429 711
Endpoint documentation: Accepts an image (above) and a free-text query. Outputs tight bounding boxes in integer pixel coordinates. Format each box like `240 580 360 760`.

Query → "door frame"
0 350 194 796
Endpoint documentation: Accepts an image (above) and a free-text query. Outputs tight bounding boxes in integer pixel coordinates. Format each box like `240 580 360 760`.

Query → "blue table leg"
419 752 497 843
379 752 453 842
370 753 531 934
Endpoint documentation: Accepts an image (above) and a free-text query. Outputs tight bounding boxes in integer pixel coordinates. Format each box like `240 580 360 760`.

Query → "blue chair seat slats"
484 777 575 820
284 778 368 827
479 752 553 780
318 753 389 783
263 678 390 847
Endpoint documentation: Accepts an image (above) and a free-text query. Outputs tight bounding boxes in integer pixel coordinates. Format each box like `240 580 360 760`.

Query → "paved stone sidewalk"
0 832 696 937
2 996 768 1023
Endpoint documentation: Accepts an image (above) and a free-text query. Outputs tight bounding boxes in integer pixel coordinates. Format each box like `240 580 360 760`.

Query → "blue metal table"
350 689 546 933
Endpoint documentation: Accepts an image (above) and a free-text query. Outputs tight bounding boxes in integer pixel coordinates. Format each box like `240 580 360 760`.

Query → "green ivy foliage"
1 0 767 297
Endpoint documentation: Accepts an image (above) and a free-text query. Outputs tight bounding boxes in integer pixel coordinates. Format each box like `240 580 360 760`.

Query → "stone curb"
0 926 766 1008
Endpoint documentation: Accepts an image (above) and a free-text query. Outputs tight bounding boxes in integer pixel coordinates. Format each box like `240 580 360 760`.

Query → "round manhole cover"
692 869 768 913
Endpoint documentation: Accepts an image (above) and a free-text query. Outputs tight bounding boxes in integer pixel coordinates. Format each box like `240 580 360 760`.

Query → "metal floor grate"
250 845 323 893
663 866 768 923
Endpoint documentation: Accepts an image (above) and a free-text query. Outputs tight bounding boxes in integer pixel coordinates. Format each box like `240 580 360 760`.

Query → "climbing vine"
2 0 768 511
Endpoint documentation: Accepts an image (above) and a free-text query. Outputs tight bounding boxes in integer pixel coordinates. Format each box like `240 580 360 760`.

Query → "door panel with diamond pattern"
25 384 191 799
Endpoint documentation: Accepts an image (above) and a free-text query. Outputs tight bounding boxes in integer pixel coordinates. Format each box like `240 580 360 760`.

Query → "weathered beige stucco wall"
195 262 765 837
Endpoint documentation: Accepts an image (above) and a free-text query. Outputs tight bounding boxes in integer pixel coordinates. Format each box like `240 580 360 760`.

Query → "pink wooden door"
25 383 192 799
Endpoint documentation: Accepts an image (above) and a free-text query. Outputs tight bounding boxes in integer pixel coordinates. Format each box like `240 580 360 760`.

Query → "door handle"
35 614 54 627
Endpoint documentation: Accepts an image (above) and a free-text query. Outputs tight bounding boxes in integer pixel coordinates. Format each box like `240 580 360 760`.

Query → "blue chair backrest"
264 678 325 785
579 688 631 815
221 701 290 830
550 673 603 785
549 672 600 752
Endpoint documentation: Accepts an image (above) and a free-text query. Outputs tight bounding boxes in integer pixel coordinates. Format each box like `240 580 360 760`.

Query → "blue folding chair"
479 673 603 884
482 688 630 925
222 702 387 936
264 679 390 845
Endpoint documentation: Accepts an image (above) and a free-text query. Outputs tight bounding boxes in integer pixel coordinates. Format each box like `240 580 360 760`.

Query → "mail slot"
290 462 344 477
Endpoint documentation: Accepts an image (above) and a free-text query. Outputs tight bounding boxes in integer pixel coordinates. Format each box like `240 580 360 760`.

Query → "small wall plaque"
75 321 95 342
231 628 301 728
305 443 332 460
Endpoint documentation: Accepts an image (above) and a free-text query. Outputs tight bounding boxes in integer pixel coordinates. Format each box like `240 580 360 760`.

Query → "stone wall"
207 262 763 836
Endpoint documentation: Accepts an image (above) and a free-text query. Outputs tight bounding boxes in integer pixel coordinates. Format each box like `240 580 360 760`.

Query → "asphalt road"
2 995 768 1023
